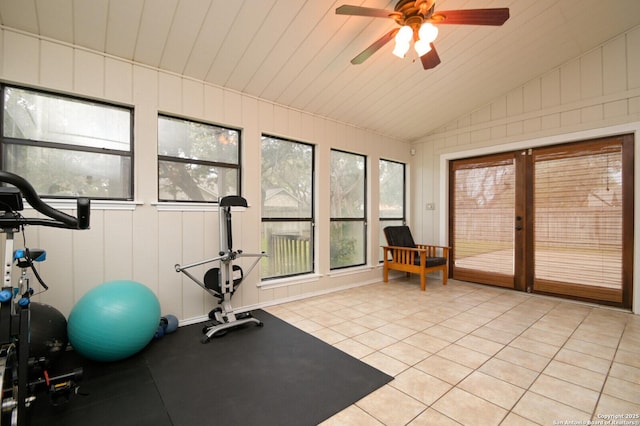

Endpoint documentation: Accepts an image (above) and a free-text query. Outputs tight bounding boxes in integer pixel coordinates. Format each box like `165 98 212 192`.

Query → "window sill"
153 202 250 212
28 199 142 211
258 273 322 289
29 200 251 212
154 202 220 212
327 265 376 277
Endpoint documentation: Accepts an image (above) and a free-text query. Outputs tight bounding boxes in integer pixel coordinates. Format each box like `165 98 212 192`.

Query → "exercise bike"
175 196 266 343
0 171 90 426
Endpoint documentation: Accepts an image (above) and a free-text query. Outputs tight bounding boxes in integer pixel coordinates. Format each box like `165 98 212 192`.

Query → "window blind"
452 155 515 277
533 140 622 290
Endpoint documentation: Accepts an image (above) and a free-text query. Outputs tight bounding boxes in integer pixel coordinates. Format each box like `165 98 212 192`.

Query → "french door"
449 134 633 308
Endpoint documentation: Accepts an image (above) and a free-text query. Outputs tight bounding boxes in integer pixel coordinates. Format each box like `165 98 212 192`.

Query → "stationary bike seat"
14 248 47 265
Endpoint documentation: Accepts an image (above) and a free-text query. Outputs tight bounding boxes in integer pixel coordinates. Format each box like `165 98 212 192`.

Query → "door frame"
436 122 640 313
448 152 520 289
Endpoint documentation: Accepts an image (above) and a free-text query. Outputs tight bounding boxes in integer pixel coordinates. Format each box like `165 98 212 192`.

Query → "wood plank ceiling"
0 0 639 142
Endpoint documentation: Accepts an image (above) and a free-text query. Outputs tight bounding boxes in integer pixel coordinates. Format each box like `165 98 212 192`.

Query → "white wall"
0 28 411 322
412 25 640 314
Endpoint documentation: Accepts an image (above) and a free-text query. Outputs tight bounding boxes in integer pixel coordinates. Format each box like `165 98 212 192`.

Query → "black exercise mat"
29 309 392 426
29 350 172 426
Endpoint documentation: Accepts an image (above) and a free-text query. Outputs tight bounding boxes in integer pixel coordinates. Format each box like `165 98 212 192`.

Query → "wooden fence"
267 234 311 276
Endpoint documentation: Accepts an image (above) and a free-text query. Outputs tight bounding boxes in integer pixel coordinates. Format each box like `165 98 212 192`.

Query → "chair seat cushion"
413 256 447 267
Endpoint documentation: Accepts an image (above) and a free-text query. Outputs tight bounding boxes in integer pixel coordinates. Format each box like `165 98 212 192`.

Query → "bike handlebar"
0 171 90 230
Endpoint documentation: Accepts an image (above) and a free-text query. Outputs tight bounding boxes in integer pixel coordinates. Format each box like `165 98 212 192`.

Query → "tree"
329 150 365 268
158 117 239 201
260 137 312 217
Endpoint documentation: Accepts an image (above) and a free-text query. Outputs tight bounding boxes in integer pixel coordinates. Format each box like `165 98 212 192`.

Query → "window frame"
157 113 242 203
329 148 368 270
0 84 134 200
379 158 406 262
260 134 315 280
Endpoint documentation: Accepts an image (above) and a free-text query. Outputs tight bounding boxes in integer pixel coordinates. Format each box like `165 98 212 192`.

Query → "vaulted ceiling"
1 0 639 142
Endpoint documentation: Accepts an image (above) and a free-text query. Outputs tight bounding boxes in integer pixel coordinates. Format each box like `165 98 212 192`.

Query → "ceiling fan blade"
335 4 399 19
351 28 399 65
430 8 509 26
420 44 441 70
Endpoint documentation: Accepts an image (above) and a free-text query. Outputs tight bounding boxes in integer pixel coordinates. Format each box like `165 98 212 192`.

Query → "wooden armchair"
382 226 450 291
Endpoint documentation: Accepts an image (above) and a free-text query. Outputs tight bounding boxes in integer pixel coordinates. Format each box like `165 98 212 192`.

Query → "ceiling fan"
336 0 509 70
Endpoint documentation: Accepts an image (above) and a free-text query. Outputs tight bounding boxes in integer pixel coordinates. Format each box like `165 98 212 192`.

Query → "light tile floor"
264 278 640 426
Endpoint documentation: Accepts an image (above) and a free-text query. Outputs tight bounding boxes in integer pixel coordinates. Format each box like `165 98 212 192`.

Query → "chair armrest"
382 245 426 266
416 244 450 250
415 244 450 257
383 245 450 254
382 245 426 252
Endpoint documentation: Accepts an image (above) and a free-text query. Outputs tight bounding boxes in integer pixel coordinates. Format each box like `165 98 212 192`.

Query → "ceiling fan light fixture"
393 25 413 58
336 2 509 70
414 39 432 56
395 25 413 43
392 40 411 58
418 22 438 43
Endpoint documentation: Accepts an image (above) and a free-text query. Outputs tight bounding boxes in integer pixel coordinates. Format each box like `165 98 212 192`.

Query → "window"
261 135 314 279
330 149 366 269
1 85 133 199
158 115 240 202
379 159 406 261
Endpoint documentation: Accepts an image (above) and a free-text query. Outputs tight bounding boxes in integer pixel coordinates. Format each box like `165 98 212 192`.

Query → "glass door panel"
451 154 516 288
532 138 626 303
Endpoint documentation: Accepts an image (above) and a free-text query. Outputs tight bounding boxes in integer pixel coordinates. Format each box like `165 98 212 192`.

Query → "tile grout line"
275 282 638 426
588 315 630 421
498 304 597 425
378 289 541 425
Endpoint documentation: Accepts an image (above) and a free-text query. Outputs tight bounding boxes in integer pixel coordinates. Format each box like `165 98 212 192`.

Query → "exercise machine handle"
0 171 90 230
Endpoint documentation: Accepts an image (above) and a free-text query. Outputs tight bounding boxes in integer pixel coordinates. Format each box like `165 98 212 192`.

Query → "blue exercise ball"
67 280 161 362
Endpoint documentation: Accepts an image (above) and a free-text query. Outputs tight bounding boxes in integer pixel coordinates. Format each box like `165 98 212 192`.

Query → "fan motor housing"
393 0 434 27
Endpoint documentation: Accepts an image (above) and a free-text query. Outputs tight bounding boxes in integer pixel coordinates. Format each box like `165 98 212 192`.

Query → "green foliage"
330 236 357 269
261 136 312 217
157 116 240 201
